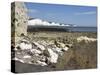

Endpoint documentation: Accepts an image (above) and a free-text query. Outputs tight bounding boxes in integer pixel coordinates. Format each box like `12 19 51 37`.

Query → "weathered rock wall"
11 2 28 43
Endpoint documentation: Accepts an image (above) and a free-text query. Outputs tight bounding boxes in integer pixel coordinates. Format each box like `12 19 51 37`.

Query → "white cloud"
74 11 96 15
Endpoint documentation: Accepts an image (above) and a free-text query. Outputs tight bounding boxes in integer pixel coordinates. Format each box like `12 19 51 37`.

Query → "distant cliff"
28 18 71 26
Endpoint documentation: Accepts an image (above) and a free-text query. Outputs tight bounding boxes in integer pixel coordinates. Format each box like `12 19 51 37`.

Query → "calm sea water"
68 27 97 32
28 25 97 32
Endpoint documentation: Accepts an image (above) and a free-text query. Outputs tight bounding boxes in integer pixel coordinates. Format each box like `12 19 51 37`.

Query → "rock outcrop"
12 37 72 66
77 36 97 43
11 2 28 43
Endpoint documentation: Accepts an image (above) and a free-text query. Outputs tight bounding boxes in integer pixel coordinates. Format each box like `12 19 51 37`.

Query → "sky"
25 2 97 27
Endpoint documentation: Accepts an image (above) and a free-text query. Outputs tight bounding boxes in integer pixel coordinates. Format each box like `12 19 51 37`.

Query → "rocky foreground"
12 36 72 66
11 32 97 73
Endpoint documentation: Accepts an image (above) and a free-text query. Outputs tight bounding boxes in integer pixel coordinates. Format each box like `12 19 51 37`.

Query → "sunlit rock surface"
11 2 28 44
12 37 71 66
77 36 97 43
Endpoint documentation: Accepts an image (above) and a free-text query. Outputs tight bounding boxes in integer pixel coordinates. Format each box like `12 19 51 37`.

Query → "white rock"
62 47 69 51
33 42 45 50
14 47 18 51
14 39 73 66
36 60 47 66
47 48 58 63
31 49 42 54
19 59 25 63
59 42 65 48
54 47 62 53
23 55 31 58
17 52 21 54
41 56 46 62
19 42 32 50
13 57 24 63
21 39 29 43
77 36 97 43
55 42 65 48
66 44 73 47
13 57 19 60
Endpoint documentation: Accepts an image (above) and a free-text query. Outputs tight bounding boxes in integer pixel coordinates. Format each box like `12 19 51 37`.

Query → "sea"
28 25 97 32
67 27 97 32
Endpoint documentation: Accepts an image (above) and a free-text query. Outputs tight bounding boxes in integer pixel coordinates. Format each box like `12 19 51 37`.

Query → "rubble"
12 38 72 66
62 47 69 51
36 60 47 66
33 42 45 51
23 55 31 59
77 36 97 43
18 42 32 50
47 48 58 63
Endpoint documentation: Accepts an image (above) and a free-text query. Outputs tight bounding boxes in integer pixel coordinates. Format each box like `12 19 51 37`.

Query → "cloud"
74 11 96 15
27 9 38 13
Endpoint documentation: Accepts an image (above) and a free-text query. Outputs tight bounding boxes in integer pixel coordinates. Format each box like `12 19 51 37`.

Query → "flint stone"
47 48 58 63
17 42 32 50
33 42 45 50
31 49 42 54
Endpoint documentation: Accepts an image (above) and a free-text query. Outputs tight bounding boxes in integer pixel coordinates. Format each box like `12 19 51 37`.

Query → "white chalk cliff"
28 18 70 26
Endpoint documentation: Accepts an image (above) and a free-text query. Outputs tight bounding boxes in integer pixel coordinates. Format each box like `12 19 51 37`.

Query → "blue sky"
25 2 97 27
